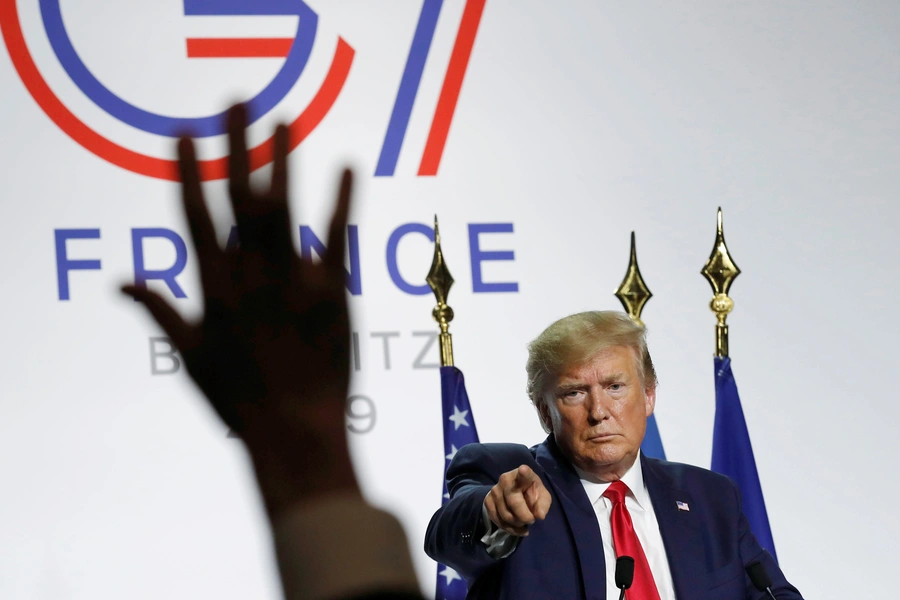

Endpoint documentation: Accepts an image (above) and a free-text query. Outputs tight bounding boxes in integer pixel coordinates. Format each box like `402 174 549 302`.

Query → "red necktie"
603 481 661 600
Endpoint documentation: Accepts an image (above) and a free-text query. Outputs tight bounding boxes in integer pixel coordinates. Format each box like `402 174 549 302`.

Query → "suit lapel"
535 437 607 599
641 455 706 597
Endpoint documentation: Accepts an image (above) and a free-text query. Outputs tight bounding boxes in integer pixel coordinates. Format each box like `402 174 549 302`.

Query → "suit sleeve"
424 443 529 582
730 480 804 599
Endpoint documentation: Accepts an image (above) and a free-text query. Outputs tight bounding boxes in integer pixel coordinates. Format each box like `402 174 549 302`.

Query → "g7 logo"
1 0 351 180
0 0 485 180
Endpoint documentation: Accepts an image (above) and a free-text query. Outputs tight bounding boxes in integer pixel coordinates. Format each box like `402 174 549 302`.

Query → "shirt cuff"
480 496 520 559
272 493 420 600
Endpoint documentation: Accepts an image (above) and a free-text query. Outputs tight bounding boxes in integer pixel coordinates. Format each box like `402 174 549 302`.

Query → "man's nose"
587 392 609 423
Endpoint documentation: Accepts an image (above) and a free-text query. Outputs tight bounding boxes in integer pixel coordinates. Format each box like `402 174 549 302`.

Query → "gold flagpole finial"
614 231 652 327
426 215 455 367
701 208 741 357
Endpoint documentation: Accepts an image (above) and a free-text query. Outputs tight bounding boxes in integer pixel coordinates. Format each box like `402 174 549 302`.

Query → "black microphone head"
615 556 635 589
746 561 773 591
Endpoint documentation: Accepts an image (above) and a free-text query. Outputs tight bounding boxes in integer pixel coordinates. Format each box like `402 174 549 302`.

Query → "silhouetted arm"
126 104 420 600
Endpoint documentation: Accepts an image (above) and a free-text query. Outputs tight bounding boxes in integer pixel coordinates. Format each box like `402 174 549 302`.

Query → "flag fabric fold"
641 413 666 459
436 366 480 600
711 356 777 562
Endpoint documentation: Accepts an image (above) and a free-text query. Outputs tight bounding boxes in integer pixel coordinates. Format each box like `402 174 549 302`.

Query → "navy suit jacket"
425 437 802 600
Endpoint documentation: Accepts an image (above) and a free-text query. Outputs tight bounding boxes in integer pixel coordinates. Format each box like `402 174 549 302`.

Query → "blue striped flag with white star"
436 365 480 600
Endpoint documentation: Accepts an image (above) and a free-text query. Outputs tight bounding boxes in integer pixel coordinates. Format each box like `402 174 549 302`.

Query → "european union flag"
436 366 480 600
711 356 777 562
641 413 666 459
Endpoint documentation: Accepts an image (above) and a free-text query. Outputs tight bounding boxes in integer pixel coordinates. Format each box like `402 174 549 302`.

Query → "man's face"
539 345 655 481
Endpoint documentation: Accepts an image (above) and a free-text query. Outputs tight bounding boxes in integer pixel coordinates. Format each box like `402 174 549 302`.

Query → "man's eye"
609 384 623 391
563 390 582 399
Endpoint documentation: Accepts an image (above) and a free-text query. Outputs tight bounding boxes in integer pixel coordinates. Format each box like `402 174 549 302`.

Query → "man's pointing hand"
484 464 552 536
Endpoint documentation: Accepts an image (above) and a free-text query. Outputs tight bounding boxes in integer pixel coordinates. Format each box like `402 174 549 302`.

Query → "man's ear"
644 385 657 417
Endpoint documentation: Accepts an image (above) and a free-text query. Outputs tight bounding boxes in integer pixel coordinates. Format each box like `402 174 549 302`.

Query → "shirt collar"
574 452 650 511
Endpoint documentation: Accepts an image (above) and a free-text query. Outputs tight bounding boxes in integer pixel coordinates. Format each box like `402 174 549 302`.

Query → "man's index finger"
514 464 538 490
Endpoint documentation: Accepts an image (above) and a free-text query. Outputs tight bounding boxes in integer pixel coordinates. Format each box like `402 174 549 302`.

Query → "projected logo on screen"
0 0 353 181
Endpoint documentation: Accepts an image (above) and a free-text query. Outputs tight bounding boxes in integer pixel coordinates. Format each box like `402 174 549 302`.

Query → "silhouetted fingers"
122 285 191 350
226 104 252 230
253 123 294 267
177 137 220 288
270 124 289 203
324 169 352 276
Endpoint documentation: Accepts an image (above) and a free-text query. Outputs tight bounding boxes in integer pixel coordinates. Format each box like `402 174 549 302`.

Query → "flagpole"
700 207 741 357
614 231 665 459
703 208 778 560
427 216 479 599
426 215 455 367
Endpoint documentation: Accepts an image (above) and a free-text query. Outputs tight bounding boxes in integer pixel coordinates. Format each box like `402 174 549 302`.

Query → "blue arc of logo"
39 0 317 138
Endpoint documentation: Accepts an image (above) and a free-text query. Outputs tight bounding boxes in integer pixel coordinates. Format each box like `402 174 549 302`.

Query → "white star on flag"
448 405 470 430
439 565 462 585
446 444 459 462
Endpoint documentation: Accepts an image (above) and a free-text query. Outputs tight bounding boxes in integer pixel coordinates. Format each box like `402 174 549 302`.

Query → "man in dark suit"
425 311 803 599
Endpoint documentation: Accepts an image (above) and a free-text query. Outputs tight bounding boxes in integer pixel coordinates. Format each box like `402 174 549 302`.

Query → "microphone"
746 561 777 600
615 556 635 600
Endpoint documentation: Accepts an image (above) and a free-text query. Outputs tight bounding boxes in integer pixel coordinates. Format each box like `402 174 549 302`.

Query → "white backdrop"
2 1 899 597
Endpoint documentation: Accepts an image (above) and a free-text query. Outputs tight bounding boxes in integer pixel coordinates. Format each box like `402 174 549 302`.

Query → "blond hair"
526 311 657 432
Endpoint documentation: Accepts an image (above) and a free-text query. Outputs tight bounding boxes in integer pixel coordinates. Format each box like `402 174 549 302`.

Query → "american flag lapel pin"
676 501 690 512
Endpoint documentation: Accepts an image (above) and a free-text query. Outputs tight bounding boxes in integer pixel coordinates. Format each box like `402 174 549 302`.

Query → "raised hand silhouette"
124 104 357 516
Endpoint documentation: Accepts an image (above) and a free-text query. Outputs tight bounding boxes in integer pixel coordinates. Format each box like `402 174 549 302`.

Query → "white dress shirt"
482 453 676 600
576 454 676 600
